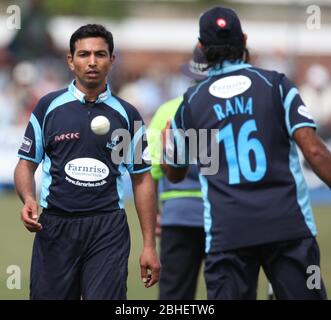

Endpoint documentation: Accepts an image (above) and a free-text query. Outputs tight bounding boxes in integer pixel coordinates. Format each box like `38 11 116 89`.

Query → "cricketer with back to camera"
162 6 331 300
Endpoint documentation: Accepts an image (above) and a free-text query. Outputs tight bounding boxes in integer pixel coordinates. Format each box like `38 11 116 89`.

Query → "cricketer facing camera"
162 6 331 300
14 24 160 300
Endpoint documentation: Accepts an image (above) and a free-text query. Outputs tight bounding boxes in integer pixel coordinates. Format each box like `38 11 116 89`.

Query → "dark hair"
201 39 250 70
69 24 114 56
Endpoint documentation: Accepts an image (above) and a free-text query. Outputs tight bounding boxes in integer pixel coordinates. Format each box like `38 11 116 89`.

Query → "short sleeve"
279 74 316 136
125 107 151 174
17 99 46 164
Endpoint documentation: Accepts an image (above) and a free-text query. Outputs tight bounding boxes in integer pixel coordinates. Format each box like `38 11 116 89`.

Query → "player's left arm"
294 127 331 188
281 75 331 188
131 171 161 288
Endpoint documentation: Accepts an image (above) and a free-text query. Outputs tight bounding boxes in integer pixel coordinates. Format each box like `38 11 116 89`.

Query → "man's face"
67 37 114 90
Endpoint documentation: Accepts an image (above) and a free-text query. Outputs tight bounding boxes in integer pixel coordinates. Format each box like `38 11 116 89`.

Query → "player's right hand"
21 198 42 232
140 247 161 288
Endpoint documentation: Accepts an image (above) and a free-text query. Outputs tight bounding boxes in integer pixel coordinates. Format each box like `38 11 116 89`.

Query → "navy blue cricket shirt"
18 81 151 213
170 61 317 253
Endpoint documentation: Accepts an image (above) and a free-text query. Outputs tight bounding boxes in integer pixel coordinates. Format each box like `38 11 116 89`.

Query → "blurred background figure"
118 65 165 124
300 64 331 140
7 61 38 125
255 47 296 80
0 0 68 129
6 0 59 63
118 63 190 124
148 46 208 300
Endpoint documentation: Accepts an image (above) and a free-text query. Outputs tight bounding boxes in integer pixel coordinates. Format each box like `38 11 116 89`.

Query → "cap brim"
180 63 208 81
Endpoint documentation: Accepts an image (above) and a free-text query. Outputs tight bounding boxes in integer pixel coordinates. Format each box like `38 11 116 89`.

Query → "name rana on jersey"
213 96 253 121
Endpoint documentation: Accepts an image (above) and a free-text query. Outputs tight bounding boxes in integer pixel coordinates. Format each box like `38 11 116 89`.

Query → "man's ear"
110 54 115 64
67 53 74 71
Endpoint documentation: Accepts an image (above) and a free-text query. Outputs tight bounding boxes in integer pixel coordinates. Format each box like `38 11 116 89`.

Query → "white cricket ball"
90 115 110 135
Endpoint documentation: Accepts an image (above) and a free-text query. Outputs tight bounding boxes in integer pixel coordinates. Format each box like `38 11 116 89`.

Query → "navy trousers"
30 210 130 300
205 237 327 300
159 226 205 300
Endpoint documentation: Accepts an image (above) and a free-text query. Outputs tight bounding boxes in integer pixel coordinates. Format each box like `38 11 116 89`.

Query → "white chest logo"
209 75 252 98
65 158 109 182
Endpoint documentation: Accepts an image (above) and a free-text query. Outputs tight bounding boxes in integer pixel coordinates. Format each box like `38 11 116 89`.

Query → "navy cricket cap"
199 6 244 46
180 46 208 81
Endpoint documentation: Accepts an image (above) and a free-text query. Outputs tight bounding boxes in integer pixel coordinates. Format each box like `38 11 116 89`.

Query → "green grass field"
0 191 330 300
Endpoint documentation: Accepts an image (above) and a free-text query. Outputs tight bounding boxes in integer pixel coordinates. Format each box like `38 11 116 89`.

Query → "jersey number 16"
216 119 267 184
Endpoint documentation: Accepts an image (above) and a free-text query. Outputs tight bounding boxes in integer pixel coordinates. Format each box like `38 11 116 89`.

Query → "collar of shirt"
208 60 251 76
68 80 111 104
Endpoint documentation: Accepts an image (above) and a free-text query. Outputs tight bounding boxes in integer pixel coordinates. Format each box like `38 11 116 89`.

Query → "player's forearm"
294 128 331 188
14 160 38 204
131 172 157 248
304 145 331 188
